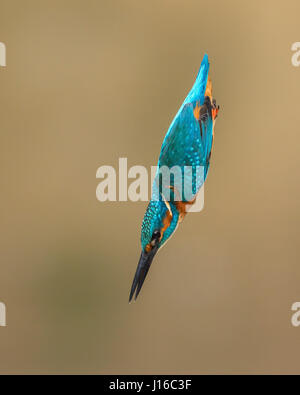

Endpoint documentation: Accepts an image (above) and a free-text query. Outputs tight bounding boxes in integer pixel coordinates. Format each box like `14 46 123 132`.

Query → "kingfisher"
129 54 219 301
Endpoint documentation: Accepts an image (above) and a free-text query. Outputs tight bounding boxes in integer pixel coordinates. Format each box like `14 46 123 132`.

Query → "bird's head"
141 199 179 252
129 199 179 301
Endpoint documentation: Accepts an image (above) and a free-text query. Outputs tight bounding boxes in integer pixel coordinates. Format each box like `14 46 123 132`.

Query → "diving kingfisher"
129 54 219 301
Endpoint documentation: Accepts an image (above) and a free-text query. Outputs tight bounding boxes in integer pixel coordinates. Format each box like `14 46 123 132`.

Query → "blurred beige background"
0 0 300 374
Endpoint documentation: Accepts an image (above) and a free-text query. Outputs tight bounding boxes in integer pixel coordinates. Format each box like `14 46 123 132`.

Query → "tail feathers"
184 53 209 106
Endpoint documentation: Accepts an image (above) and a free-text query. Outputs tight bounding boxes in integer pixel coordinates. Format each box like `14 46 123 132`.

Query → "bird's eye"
151 230 161 245
152 230 161 239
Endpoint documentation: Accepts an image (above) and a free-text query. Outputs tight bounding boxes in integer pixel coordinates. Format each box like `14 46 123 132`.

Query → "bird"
129 54 219 302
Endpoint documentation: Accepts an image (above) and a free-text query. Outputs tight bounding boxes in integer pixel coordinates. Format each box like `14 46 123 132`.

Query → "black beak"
129 245 158 302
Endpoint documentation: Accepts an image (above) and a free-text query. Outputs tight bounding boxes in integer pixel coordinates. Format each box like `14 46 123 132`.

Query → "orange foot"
212 99 220 120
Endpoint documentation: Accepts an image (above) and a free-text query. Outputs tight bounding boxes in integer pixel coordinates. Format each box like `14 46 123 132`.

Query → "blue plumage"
129 54 219 301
